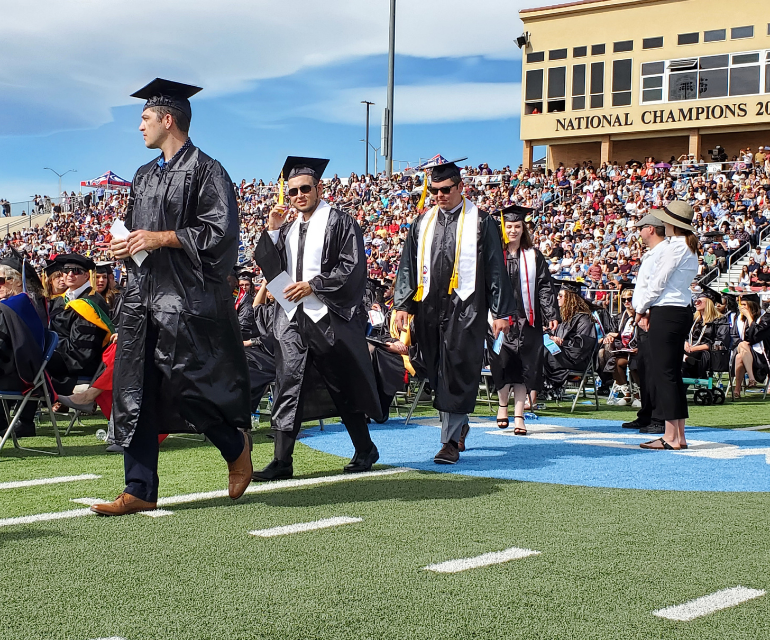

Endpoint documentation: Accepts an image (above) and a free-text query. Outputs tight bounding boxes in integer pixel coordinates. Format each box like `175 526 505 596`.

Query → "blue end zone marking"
302 417 770 492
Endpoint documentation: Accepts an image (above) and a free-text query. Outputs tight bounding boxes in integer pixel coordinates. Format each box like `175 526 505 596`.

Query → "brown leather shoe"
457 423 470 452
434 440 460 464
228 430 253 499
90 492 157 517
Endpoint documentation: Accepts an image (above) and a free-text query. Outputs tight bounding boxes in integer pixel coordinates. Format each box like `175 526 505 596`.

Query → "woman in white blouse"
634 200 700 450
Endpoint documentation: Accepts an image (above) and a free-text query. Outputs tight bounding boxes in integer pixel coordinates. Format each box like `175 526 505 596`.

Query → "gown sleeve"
535 250 559 323
560 314 596 365
307 213 367 322
51 312 107 377
393 216 421 313
481 214 517 319
744 313 770 346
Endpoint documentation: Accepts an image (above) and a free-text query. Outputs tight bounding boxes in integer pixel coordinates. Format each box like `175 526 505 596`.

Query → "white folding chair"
0 331 63 456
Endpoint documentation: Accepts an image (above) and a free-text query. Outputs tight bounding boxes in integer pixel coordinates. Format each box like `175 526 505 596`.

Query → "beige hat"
656 200 695 232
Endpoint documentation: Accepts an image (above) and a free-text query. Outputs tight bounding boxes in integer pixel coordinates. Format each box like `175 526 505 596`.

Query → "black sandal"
513 415 527 436
497 405 509 429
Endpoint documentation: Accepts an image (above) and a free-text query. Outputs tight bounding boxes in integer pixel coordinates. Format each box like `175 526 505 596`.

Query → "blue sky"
0 0 540 203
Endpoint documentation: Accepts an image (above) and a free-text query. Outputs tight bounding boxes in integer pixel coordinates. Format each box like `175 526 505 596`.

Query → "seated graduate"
93 261 123 323
0 253 50 438
243 278 276 413
47 253 113 395
543 279 598 390
598 283 640 405
234 265 258 342
682 284 731 379
730 292 769 397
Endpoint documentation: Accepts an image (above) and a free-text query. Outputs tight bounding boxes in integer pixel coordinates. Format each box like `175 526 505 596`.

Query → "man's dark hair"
653 225 666 237
150 105 191 134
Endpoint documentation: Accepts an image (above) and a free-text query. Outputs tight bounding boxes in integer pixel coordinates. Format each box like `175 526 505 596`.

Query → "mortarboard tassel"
417 175 428 211
500 215 509 245
278 172 284 206
447 198 467 295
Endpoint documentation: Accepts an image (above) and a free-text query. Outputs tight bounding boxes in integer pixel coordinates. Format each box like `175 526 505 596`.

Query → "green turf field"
1 400 769 640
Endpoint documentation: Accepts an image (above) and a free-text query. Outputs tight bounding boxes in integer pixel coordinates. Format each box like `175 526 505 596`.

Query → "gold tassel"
278 172 284 205
500 215 509 245
413 284 424 302
417 175 428 210
448 272 459 294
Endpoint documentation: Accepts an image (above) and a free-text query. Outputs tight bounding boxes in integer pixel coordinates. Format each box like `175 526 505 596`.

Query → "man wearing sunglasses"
47 254 113 396
252 156 382 480
394 159 515 464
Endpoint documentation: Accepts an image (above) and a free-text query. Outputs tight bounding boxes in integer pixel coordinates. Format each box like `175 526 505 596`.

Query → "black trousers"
635 328 654 425
124 318 246 503
648 306 692 422
274 349 372 463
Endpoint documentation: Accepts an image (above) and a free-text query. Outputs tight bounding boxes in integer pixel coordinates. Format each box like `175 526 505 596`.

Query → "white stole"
415 197 478 301
519 248 537 326
283 200 331 323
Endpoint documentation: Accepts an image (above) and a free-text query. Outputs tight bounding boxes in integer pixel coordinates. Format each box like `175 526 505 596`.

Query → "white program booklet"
266 271 298 313
110 219 148 266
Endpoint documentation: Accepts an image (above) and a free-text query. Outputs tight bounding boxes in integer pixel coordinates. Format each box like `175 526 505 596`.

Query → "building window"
731 26 754 40
612 59 633 106
591 44 605 55
766 52 770 93
527 52 545 64
572 64 586 110
729 52 760 96
547 66 567 112
643 37 663 49
678 32 699 45
590 61 604 108
640 61 664 103
614 40 633 53
573 46 587 58
549 48 568 60
704 29 726 43
699 54 729 99
525 68 543 114
668 58 698 100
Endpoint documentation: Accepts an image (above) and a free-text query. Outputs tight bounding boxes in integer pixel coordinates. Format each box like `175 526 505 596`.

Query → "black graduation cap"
43 258 61 277
0 248 42 290
425 157 467 183
693 283 721 304
58 253 95 271
552 278 587 294
280 157 330 181
94 261 114 275
619 282 636 294
497 204 534 223
236 267 255 280
131 78 202 121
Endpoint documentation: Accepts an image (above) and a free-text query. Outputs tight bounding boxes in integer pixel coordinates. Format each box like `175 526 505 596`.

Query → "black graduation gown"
48 288 110 395
253 206 383 431
236 291 257 339
245 302 276 412
734 313 770 382
394 205 516 414
112 144 250 446
543 312 597 388
366 304 407 422
683 316 732 378
601 311 639 373
487 248 558 393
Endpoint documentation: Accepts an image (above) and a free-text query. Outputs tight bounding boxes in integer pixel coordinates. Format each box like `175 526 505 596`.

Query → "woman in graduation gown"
93 261 123 323
235 267 257 340
682 285 731 379
543 280 598 390
487 205 558 435
599 285 640 405
730 293 769 397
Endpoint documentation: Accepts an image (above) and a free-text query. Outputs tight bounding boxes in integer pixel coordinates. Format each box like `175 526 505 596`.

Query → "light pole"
44 167 77 204
361 101 374 176
360 140 380 176
385 0 396 177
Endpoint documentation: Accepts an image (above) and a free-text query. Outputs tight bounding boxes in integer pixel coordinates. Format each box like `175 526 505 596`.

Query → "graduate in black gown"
682 285 731 379
394 159 516 464
252 156 382 480
487 205 558 436
543 280 597 390
97 78 253 516
93 261 123 324
730 293 769 397
244 280 276 412
234 266 257 340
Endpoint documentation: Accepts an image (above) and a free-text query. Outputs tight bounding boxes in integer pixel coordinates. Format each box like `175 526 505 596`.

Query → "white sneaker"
616 396 631 406
632 398 642 408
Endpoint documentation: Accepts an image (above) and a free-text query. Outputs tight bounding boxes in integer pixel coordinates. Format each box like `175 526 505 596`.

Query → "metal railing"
726 241 751 275
698 264 721 286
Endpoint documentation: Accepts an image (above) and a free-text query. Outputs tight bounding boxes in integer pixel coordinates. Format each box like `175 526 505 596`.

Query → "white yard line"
250 516 362 537
653 586 765 621
734 425 770 431
0 474 101 490
423 547 541 573
0 467 410 528
139 509 174 518
70 498 108 506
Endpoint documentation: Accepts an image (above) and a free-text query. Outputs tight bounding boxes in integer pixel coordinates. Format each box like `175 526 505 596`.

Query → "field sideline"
1 399 769 640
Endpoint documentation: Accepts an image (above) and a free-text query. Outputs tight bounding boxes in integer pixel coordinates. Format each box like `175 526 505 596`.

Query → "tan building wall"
519 0 770 169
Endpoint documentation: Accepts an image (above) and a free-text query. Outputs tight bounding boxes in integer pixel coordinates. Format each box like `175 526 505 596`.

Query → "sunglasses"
0 278 7 285
287 185 314 197
428 185 456 195
62 267 86 275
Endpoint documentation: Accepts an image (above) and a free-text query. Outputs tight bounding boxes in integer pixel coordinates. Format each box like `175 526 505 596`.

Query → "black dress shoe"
639 423 665 434
12 421 36 438
344 444 379 473
621 420 648 430
252 459 293 481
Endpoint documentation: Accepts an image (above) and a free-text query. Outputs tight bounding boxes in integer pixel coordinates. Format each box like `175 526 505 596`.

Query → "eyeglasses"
62 267 86 275
287 185 314 197
428 185 456 195
0 278 7 285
